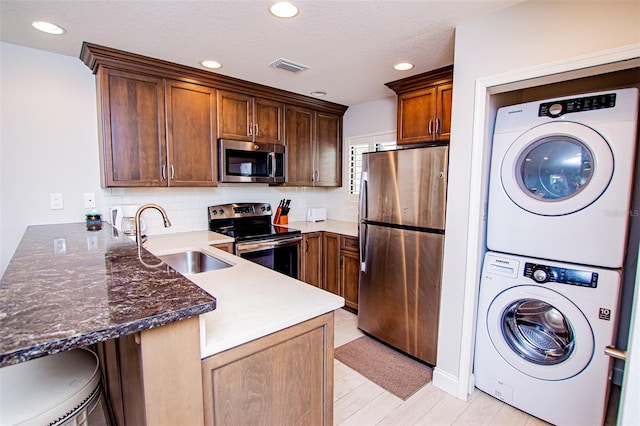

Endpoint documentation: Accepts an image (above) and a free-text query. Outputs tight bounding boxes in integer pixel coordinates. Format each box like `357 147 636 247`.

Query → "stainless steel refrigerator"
358 145 448 365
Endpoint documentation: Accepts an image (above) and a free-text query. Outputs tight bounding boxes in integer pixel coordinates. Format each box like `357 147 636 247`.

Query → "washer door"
487 285 594 380
500 121 614 216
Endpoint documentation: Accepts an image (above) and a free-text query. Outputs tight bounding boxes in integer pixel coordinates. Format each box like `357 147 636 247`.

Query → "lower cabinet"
301 231 359 313
201 312 335 425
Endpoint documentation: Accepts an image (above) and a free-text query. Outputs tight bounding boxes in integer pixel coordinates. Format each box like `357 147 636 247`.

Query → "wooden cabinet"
166 80 217 186
340 235 359 312
217 90 284 144
96 68 216 187
301 232 323 288
323 233 341 295
285 106 342 187
300 232 359 313
82 43 346 188
201 312 335 425
97 69 166 187
386 65 453 145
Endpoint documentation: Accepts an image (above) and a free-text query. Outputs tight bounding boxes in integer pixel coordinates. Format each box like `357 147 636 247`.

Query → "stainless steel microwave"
218 139 285 183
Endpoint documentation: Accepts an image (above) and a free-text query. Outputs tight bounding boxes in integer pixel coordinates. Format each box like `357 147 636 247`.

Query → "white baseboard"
432 367 468 400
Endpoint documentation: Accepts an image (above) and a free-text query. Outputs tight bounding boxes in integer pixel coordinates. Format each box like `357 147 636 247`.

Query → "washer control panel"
538 93 616 118
524 262 598 288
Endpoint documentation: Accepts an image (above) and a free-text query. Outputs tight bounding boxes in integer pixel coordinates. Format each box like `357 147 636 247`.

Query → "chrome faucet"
135 203 172 257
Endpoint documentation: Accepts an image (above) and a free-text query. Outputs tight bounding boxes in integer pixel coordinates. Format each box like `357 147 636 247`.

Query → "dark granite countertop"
0 222 216 367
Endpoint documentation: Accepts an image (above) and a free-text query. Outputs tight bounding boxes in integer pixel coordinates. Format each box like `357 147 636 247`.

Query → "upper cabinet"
217 90 284 144
81 43 347 188
386 65 453 145
285 106 342 187
96 68 216 187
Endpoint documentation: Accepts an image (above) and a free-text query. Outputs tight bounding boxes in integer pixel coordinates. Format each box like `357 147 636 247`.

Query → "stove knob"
532 268 549 283
261 206 266 211
218 209 224 215
266 205 271 211
211 210 217 216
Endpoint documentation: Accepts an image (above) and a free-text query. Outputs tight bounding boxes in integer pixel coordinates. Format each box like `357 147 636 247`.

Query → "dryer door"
486 285 594 381
500 121 614 216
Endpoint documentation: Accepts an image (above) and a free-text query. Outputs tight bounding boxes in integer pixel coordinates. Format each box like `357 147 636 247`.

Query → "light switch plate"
50 193 64 210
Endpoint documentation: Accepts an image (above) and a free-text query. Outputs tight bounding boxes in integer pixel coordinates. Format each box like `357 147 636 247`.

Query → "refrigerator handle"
358 170 368 273
359 222 367 273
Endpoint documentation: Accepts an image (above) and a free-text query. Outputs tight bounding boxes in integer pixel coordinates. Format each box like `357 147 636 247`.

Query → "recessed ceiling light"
201 60 222 69
394 62 415 71
269 2 299 18
310 91 327 97
32 21 66 35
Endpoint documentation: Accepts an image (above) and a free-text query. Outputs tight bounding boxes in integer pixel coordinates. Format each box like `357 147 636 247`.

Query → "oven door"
235 235 301 279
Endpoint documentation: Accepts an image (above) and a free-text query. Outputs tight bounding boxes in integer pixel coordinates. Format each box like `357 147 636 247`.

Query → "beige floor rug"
335 335 433 400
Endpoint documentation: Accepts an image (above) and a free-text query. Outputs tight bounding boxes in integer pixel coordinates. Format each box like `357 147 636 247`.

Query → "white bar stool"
0 348 108 425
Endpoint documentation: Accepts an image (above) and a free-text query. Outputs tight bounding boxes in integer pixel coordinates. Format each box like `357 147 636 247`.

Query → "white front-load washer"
474 252 621 426
487 88 639 268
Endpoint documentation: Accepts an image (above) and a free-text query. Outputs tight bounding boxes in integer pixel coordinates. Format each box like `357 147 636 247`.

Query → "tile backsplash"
98 185 358 235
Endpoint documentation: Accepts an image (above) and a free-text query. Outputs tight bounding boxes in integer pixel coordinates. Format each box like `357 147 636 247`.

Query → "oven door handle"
235 235 302 254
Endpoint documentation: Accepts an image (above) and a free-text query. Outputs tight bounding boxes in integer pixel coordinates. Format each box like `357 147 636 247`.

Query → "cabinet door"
323 232 340 295
341 251 359 313
301 232 323 288
166 80 217 186
314 112 342 187
397 87 436 145
254 97 284 144
435 83 453 142
98 68 166 187
217 90 252 141
285 105 314 186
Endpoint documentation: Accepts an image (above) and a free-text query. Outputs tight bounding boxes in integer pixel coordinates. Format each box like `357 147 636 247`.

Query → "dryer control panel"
538 93 616 118
524 262 598 288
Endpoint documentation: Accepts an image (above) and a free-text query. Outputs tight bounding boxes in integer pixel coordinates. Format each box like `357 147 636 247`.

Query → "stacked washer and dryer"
475 89 639 425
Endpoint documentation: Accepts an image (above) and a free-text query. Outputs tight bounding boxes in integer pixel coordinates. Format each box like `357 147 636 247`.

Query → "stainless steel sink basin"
158 251 231 275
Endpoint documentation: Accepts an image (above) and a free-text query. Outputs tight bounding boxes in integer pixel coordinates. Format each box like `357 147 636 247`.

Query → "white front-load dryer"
487 88 639 268
474 252 621 426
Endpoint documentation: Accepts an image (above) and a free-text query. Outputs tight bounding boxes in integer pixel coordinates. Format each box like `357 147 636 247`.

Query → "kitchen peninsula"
0 223 344 425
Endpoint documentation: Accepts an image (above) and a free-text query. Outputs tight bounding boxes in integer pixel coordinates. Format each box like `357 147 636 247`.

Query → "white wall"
435 0 640 399
0 42 345 275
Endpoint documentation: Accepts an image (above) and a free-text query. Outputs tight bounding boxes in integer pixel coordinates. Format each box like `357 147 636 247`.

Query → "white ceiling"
0 0 519 106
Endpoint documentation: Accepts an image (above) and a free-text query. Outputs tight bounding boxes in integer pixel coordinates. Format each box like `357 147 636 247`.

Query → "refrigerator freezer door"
361 147 448 230
358 223 444 364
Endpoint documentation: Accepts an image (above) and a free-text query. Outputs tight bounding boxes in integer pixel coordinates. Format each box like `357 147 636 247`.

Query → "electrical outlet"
84 193 96 208
50 193 64 210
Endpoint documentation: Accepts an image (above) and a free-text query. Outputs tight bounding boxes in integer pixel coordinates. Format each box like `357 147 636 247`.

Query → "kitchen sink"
158 250 231 275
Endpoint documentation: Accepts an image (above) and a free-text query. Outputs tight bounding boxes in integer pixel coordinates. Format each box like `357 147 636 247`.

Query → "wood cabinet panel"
285 105 314 186
202 312 334 426
217 90 252 141
301 232 323 288
217 90 284 144
397 87 436 145
341 250 359 312
99 68 166 186
286 106 342 187
315 112 342 187
166 80 216 186
386 65 453 145
323 233 340 295
254 97 283 144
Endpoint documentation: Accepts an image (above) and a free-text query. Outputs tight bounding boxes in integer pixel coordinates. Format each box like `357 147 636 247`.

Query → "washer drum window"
500 121 614 216
502 299 575 365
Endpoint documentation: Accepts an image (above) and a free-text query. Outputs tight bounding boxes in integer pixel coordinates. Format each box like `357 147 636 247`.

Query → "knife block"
276 215 288 225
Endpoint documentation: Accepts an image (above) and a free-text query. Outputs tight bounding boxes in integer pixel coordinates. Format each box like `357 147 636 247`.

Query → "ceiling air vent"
269 58 309 73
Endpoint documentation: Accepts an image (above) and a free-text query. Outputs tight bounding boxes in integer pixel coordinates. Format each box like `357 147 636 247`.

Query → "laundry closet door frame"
453 44 640 409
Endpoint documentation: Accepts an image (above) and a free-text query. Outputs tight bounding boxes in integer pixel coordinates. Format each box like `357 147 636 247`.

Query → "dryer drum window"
517 136 594 201
501 299 576 365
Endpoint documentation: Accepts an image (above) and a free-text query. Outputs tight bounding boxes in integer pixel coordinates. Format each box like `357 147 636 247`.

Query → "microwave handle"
269 151 276 178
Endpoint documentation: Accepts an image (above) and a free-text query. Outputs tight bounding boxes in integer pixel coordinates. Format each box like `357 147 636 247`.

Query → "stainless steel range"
208 202 301 279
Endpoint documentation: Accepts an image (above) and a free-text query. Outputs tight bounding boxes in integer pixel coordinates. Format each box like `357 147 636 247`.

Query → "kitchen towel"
335 335 433 400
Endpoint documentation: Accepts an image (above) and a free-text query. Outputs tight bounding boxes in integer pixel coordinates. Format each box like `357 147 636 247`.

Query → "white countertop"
143 231 345 360
286 220 358 237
